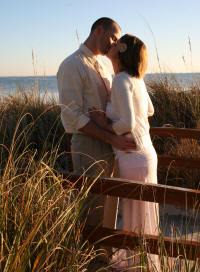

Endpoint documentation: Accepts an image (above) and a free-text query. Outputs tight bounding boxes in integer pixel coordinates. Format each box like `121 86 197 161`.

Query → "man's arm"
58 60 90 132
79 120 136 151
58 60 135 150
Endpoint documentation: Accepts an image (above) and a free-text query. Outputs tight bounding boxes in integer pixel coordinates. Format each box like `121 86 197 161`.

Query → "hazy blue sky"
0 0 199 76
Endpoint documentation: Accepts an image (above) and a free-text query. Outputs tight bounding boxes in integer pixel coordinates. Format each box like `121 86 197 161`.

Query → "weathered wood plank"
158 155 200 168
83 226 200 260
62 173 200 209
150 127 200 139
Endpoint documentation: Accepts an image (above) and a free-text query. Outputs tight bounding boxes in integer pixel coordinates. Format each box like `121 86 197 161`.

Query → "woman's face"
107 40 121 60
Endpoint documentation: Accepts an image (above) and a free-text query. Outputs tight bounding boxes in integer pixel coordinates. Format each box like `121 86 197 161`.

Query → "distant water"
0 76 58 96
145 72 200 87
0 73 199 97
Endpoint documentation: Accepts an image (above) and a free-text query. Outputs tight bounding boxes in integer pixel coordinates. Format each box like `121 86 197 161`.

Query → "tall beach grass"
0 76 199 271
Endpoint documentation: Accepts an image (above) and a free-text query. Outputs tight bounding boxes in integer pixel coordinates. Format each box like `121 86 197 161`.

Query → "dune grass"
0 160 101 271
0 77 200 271
147 74 200 129
146 75 200 190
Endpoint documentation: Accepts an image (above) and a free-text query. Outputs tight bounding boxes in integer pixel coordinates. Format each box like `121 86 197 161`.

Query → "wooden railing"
66 127 200 171
151 127 200 168
64 127 200 260
150 127 200 139
62 174 200 210
150 127 200 168
62 173 200 260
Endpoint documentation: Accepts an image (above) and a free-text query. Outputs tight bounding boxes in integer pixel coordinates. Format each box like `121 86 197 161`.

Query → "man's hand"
112 134 136 151
88 107 108 129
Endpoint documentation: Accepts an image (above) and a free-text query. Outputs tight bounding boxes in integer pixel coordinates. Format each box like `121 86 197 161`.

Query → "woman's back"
108 72 155 153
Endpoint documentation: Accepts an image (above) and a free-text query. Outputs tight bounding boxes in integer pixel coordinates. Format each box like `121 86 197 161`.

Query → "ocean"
0 73 199 98
0 76 58 96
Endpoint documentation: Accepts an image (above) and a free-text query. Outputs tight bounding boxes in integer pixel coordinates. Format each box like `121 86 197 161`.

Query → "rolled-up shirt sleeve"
111 76 136 135
57 60 90 133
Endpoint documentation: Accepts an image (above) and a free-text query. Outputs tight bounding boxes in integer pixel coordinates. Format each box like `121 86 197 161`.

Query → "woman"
90 34 160 271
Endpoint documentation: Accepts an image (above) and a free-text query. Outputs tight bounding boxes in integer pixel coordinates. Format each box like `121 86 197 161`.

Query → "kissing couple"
57 17 161 271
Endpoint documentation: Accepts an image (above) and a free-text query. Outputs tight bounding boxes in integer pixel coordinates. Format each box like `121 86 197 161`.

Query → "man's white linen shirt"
57 44 112 134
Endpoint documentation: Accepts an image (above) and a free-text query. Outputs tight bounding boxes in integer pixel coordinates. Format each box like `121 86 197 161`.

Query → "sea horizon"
1 71 200 78
0 72 199 96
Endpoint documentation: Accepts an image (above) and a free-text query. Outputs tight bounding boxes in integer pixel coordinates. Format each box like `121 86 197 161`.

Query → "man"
57 17 136 229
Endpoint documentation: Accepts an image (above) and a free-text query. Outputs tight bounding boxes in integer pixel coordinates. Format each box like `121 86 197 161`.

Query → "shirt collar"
79 43 97 60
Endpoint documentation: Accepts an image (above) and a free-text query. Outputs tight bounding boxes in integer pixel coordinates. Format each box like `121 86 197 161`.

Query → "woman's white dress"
106 72 160 271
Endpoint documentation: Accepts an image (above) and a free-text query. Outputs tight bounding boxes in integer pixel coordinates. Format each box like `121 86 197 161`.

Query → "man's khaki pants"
71 133 118 229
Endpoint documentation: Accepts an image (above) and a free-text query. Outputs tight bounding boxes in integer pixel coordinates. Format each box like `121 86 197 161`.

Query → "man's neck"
84 37 99 55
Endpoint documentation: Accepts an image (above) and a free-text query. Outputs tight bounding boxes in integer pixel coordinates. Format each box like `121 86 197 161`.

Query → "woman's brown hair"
119 34 148 78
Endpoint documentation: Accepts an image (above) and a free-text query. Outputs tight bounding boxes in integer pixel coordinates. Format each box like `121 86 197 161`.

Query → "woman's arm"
147 93 154 117
111 75 136 135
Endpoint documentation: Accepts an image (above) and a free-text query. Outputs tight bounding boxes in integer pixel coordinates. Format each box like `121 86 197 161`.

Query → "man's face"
98 23 121 55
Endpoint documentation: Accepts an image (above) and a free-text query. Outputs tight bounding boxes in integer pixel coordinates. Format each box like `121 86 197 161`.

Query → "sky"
0 0 199 76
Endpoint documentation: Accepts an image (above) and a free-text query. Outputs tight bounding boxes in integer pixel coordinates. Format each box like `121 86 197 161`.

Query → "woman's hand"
88 107 109 129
